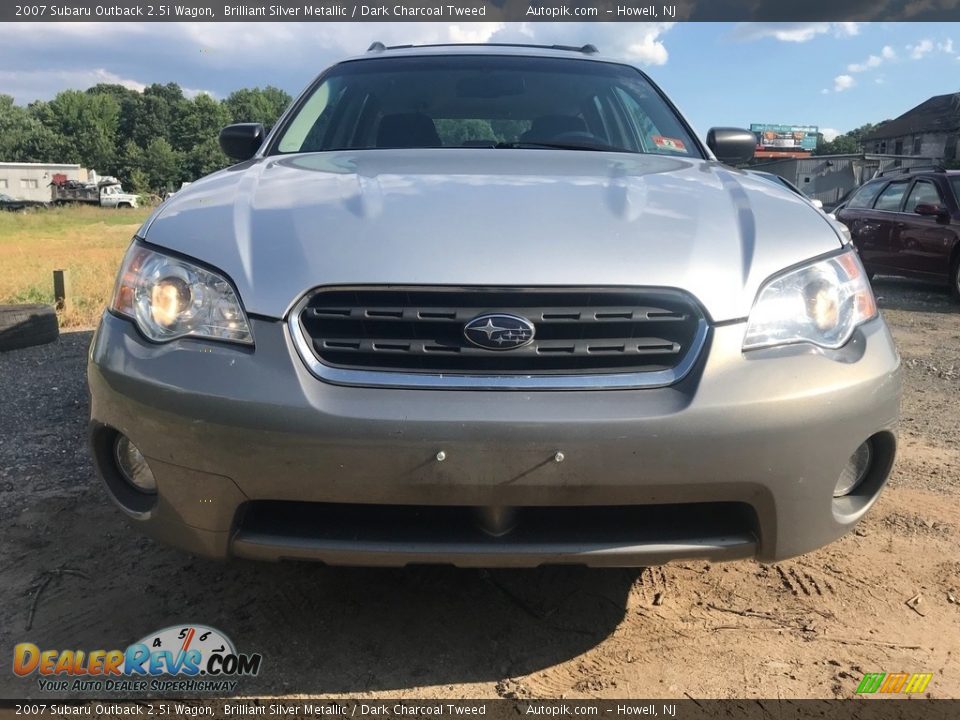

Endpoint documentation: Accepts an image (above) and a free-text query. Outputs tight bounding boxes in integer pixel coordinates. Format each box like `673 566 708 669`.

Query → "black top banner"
3 0 960 22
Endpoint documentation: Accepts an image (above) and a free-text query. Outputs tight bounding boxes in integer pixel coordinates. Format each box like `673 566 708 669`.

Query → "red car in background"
836 168 960 299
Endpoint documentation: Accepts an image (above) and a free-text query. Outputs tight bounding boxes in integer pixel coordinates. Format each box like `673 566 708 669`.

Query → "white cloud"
821 88 830 94
938 38 955 54
834 23 861 38
0 21 679 103
489 22 675 65
732 22 860 43
834 74 855 92
0 67 145 100
183 87 216 99
848 55 883 72
847 45 896 73
908 39 934 59
820 128 840 142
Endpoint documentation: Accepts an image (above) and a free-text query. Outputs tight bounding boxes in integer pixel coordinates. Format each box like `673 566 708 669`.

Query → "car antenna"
367 41 386 53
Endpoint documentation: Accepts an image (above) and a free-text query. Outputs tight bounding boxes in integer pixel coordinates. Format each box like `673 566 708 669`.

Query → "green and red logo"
855 672 933 695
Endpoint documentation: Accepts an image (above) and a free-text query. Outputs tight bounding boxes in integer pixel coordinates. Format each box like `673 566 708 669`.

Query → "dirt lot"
0 277 958 700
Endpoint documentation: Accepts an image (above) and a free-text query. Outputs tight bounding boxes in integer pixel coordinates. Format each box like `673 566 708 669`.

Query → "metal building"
0 162 89 202
748 153 938 208
863 92 960 161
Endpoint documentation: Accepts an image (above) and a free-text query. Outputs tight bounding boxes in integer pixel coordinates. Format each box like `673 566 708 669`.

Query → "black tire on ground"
0 304 59 351
952 260 960 302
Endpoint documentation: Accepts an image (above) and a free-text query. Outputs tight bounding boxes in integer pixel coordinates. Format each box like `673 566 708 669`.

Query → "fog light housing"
834 441 873 498
114 435 157 494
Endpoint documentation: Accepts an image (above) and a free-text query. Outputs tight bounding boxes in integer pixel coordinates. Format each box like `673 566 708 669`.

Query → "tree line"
0 83 291 194
813 122 889 156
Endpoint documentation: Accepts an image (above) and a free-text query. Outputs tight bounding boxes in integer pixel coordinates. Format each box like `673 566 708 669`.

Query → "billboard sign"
751 124 819 151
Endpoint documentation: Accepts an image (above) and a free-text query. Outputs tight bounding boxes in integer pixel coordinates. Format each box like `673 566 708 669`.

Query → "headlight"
743 249 877 351
110 243 253 345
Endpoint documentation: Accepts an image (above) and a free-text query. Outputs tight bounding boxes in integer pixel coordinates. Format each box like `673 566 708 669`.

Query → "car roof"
867 168 960 183
340 42 623 65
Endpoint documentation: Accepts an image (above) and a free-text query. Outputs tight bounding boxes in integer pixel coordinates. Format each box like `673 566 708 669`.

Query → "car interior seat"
376 113 442 148
520 115 588 143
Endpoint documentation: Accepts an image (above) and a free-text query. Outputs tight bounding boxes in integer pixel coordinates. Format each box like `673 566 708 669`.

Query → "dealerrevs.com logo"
13 625 262 693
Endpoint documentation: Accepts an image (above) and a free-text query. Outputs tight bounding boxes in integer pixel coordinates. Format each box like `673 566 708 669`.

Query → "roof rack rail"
365 42 599 55
877 163 946 177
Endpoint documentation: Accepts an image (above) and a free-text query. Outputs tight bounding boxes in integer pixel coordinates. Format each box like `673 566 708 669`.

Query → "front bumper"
88 311 901 566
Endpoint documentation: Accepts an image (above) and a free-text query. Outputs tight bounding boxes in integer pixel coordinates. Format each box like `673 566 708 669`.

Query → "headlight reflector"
111 244 253 344
743 250 877 351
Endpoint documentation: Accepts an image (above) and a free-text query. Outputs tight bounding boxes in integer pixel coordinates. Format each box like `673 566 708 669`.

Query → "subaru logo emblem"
463 314 535 351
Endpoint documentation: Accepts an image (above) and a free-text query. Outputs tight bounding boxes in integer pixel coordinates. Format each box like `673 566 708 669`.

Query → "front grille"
237 501 759 548
296 286 705 377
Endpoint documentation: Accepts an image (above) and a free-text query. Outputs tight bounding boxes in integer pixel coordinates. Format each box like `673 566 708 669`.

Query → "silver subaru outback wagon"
88 43 901 567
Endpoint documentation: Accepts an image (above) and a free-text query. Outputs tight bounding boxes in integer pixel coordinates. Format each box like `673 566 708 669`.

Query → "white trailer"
0 162 88 203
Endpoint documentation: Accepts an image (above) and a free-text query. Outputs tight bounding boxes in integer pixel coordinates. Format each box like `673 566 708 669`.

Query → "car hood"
143 149 843 322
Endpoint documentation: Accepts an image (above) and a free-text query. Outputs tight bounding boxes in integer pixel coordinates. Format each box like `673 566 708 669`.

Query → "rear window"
273 55 701 158
904 180 944 212
873 181 909 212
846 182 884 209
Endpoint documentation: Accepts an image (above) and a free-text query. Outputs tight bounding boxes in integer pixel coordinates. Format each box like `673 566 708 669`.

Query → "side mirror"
811 198 824 210
219 123 265 161
706 127 756 165
914 203 949 221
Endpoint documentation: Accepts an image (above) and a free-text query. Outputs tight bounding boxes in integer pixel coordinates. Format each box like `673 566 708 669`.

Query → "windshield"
272 55 701 158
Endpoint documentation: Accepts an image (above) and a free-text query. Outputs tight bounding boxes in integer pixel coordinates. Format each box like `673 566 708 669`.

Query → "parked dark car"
836 167 960 299
0 193 47 211
0 193 27 211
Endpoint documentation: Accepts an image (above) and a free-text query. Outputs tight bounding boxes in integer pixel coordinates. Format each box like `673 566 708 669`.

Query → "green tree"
176 93 231 151
87 83 143 147
128 83 187 148
435 119 497 146
0 95 68 162
815 121 892 156
30 91 120 171
225 86 291 128
490 119 531 143
184 137 229 180
117 140 145 188
140 137 183 192
816 134 861 155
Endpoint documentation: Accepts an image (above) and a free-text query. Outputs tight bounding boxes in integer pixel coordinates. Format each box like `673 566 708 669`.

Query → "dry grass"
0 205 151 328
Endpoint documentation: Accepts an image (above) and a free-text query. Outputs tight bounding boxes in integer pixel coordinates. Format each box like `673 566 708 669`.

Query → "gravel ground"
0 276 958 700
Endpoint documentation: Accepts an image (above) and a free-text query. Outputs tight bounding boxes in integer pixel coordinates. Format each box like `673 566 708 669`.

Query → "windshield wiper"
496 140 638 154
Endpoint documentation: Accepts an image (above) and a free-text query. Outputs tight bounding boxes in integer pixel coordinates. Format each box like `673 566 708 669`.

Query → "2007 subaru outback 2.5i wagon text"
88 43 901 567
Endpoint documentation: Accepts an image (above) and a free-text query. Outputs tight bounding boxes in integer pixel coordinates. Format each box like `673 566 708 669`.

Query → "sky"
0 21 958 140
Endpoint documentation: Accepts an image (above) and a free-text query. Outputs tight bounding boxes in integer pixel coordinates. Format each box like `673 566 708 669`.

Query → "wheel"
117 203 132 209
0 304 59 351
952 257 960 302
